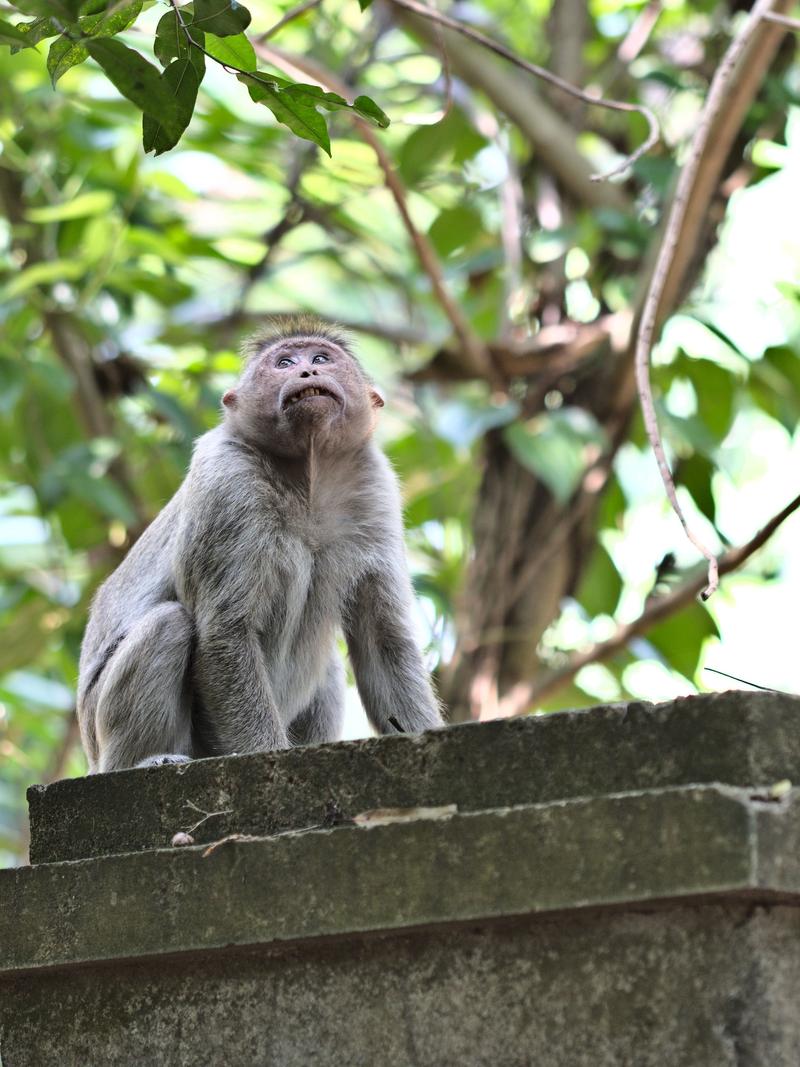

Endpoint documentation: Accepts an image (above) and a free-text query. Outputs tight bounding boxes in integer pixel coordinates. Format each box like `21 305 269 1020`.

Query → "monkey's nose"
299 370 319 378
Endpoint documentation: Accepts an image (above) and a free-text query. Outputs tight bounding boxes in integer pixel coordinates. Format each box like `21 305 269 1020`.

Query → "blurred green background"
1 0 800 865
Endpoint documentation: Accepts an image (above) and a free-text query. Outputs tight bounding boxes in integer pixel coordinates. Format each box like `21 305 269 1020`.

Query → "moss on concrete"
27 690 800 864
4 786 799 975
2 904 798 1066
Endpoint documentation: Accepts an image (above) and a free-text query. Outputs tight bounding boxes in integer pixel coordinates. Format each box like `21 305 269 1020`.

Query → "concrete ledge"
27 690 800 864
4 784 799 976
4 904 797 1067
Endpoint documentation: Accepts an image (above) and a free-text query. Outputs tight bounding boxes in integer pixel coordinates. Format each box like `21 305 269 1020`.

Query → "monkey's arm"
344 556 444 735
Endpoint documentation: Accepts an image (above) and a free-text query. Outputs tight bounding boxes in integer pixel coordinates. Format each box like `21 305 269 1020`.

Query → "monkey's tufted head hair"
241 315 355 366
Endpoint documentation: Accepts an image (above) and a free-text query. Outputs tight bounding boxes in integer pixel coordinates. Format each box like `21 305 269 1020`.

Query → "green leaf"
154 9 181 65
280 80 387 126
82 1 142 36
192 0 251 37
423 386 518 448
153 8 205 77
235 71 387 150
238 73 331 154
429 204 483 257
749 346 800 430
504 409 606 503
48 36 90 85
143 57 200 155
204 30 255 71
399 109 486 185
0 18 33 46
8 15 59 51
576 543 622 618
26 190 115 222
763 344 800 394
679 452 716 525
3 259 86 298
357 0 373 9
85 38 184 141
352 94 389 128
686 358 735 441
647 600 719 682
10 0 82 21
66 470 139 525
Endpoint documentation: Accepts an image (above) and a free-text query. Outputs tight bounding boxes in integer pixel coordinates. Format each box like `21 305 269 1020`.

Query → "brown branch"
617 1 662 64
495 489 800 718
254 0 323 42
385 0 659 181
255 42 496 382
633 0 789 602
396 11 630 214
762 10 800 30
409 315 622 383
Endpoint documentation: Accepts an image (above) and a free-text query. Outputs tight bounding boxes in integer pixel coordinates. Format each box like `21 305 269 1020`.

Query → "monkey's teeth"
289 386 329 405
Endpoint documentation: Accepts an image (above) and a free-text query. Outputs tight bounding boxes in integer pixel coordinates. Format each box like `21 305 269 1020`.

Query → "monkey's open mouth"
283 385 341 408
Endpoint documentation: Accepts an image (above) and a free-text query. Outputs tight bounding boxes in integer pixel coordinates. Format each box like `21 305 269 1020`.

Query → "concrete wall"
3 691 800 1065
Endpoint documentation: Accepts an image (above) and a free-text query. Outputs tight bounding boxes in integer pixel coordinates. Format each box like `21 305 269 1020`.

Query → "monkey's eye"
276 357 295 368
312 353 329 364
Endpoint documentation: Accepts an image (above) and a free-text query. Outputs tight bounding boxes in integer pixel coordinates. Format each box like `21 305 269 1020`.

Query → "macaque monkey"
77 317 443 773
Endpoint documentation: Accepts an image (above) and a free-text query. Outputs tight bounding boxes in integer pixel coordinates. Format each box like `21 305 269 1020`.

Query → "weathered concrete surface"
2 785 798 974
28 690 800 863
2 904 799 1066
7 692 800 1066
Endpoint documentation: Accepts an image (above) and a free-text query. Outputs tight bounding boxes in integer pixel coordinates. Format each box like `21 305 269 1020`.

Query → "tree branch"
391 8 630 212
255 41 496 382
387 0 659 181
495 489 800 718
254 0 323 42
762 10 800 30
633 0 791 600
409 315 623 382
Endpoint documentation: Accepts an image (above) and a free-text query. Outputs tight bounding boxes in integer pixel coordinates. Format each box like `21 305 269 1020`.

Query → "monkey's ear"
370 388 385 410
222 389 237 408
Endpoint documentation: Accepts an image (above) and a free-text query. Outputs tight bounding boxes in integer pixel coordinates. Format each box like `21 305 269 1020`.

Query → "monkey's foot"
136 754 192 769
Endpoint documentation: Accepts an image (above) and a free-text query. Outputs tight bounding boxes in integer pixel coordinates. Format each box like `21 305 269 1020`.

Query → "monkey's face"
224 336 383 456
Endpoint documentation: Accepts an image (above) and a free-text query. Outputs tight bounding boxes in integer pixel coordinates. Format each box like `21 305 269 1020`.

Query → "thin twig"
703 667 782 693
386 0 660 180
183 800 233 836
202 833 258 857
617 1 662 64
496 489 800 717
762 10 800 30
633 0 781 602
255 0 323 42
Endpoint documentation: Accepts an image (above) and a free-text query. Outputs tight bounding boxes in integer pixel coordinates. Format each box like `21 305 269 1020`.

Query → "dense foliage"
1 0 799 864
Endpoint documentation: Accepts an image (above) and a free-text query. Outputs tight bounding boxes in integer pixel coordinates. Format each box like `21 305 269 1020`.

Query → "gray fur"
77 327 443 773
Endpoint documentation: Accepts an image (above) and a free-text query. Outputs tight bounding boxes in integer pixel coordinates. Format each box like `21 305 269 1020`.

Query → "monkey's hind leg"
94 602 194 773
288 656 345 746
